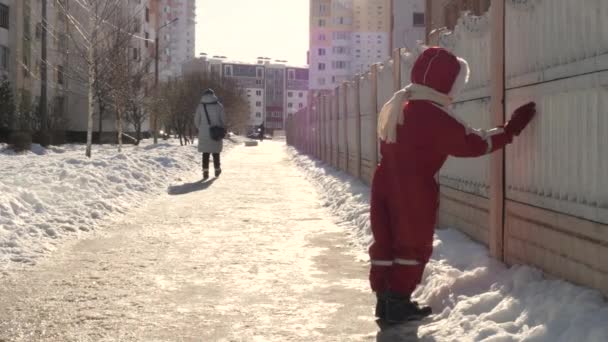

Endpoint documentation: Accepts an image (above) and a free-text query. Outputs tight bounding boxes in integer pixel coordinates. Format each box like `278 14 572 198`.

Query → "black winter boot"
215 168 222 177
375 292 387 319
383 292 432 323
203 170 209 181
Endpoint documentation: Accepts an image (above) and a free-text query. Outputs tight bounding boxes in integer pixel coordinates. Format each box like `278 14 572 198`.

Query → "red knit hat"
410 47 470 96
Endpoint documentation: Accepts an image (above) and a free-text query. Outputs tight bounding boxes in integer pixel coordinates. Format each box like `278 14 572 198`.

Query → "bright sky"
195 0 310 66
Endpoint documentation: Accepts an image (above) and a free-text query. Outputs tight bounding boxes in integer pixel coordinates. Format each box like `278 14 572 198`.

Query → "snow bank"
0 138 241 269
288 148 608 342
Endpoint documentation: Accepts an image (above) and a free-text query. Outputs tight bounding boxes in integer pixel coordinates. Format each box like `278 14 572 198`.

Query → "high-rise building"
351 0 391 74
392 0 426 52
309 0 393 91
309 0 426 93
4 0 88 132
157 0 196 79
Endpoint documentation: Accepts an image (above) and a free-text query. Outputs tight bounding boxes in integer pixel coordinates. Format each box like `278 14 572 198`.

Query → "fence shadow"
167 178 217 195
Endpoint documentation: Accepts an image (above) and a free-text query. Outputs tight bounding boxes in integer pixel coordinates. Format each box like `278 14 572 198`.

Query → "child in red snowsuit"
370 47 536 324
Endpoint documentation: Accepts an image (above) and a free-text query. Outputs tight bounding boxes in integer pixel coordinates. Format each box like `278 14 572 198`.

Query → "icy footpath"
0 138 240 269
289 149 608 342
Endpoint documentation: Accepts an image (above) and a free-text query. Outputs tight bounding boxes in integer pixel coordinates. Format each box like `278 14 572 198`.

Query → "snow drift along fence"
286 0 608 297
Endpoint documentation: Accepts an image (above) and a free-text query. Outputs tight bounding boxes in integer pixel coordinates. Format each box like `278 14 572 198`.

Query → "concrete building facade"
182 57 310 133
309 0 423 92
351 0 391 74
285 67 309 119
392 0 426 51
157 0 196 79
222 62 266 127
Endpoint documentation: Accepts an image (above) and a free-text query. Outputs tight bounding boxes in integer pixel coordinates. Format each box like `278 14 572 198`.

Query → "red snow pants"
368 162 438 296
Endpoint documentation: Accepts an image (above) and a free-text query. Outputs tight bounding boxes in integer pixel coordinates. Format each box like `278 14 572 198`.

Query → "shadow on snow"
167 178 217 195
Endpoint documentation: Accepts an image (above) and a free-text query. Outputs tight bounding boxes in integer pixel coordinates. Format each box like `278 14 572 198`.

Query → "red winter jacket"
374 47 513 264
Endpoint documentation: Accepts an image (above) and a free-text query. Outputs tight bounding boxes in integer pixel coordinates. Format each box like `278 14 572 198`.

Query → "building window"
145 7 150 22
319 34 326 41
298 92 303 98
333 46 348 54
256 101 262 107
318 77 326 85
318 63 326 71
57 33 68 53
224 65 232 76
288 103 293 108
0 4 8 29
0 45 8 70
288 92 293 98
53 96 65 116
256 112 262 118
318 48 326 56
333 32 350 40
256 90 262 96
413 12 425 27
257 68 263 78
144 32 149 47
288 70 295 80
133 18 141 33
57 65 64 85
299 103 303 108
256 79 263 85
332 61 348 69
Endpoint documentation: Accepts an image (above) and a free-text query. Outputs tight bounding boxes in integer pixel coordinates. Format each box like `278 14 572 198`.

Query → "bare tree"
56 0 144 157
124 58 153 145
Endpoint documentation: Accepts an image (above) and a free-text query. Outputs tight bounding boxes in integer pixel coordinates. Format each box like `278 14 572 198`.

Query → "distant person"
194 89 226 181
258 123 265 141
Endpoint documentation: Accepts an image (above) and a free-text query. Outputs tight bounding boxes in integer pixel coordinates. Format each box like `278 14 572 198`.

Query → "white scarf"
377 84 453 143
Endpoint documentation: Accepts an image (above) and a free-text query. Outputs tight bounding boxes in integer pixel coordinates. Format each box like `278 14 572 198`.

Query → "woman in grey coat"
194 89 226 180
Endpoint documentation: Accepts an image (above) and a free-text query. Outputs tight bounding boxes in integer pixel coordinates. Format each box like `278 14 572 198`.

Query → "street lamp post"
153 17 179 144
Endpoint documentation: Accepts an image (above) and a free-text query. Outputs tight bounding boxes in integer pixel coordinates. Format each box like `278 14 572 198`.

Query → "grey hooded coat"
194 92 226 153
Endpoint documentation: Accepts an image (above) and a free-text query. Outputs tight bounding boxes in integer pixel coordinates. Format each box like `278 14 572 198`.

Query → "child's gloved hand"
506 102 536 137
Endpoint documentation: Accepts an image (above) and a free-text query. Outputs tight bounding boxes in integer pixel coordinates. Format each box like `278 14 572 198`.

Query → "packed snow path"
0 141 380 341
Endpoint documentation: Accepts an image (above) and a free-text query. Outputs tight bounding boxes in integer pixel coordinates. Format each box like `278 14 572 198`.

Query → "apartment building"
392 0 426 51
157 0 196 79
285 67 309 118
182 57 310 133
222 62 266 127
309 0 392 89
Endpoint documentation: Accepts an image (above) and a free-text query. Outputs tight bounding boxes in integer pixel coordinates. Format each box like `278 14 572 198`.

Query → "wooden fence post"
334 87 340 168
393 48 402 91
489 0 506 260
370 64 379 176
355 76 362 179
315 95 322 159
343 82 349 173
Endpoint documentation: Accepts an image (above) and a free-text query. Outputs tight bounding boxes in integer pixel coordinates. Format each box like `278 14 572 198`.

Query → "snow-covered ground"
289 149 608 342
0 138 241 269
